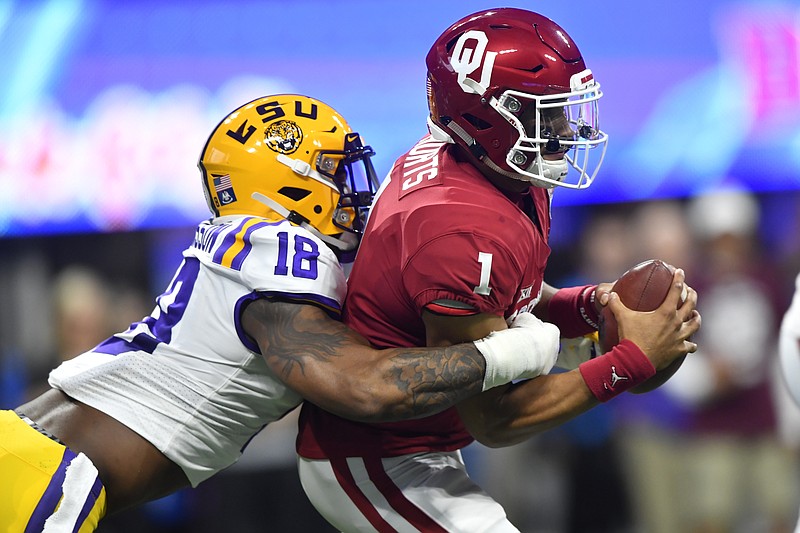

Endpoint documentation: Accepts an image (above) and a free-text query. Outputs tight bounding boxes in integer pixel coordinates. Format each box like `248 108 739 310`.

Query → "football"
598 259 686 394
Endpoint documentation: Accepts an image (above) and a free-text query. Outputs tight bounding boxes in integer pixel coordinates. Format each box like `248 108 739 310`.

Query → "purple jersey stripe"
258 291 342 317
93 335 127 355
233 291 342 356
25 448 77 533
71 475 104 533
229 221 270 271
94 257 201 356
213 217 249 265
150 257 200 344
94 332 160 356
267 291 342 316
234 293 263 353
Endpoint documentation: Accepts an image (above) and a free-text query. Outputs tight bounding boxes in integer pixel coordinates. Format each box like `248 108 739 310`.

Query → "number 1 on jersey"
474 252 493 296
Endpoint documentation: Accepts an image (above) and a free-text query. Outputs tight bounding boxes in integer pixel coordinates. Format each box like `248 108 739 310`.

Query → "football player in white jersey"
780 272 800 533
0 94 562 532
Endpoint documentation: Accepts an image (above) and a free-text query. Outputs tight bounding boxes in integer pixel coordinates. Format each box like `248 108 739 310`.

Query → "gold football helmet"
199 94 379 251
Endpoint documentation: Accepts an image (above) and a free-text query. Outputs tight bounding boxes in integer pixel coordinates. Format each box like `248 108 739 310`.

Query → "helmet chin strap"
482 156 567 189
251 192 357 251
276 154 338 192
536 158 569 182
427 117 455 144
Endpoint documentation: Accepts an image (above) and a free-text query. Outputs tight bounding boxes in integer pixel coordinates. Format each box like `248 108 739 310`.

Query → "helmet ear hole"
444 34 462 53
278 186 312 202
314 205 323 214
463 114 492 131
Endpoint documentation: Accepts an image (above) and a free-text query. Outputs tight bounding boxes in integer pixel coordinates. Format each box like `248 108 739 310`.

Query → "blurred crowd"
475 188 800 533
1 187 798 533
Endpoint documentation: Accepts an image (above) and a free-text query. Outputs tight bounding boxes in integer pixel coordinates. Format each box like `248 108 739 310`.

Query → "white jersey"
780 272 800 407
49 215 346 487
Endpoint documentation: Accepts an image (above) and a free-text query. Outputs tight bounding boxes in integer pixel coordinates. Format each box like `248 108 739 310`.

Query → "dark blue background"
1 0 798 235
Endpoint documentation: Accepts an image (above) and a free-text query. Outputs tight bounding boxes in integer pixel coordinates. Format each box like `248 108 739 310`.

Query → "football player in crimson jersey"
0 95 561 532
296 9 701 532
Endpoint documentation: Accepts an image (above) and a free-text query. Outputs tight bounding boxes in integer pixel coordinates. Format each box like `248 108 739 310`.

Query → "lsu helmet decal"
199 95 379 251
265 120 303 155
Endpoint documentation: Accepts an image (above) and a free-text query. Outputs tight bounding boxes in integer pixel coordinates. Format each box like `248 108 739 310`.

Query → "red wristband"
548 285 599 338
578 340 656 402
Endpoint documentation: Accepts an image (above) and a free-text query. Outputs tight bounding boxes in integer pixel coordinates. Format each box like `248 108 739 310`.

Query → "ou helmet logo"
450 30 497 94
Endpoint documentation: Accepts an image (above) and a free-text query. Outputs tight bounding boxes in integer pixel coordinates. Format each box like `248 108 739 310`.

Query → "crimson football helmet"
426 8 608 188
199 94 379 252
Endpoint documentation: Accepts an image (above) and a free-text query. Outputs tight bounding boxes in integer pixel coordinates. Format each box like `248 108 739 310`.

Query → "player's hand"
603 269 701 370
475 312 560 390
592 282 614 314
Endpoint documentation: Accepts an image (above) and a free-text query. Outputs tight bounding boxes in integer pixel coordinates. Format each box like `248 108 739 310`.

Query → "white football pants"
298 450 520 533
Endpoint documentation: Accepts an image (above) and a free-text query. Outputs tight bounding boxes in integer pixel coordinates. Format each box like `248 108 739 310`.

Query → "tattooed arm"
241 299 487 423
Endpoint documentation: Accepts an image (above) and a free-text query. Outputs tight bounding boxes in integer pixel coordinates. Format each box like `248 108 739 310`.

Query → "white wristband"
473 312 560 391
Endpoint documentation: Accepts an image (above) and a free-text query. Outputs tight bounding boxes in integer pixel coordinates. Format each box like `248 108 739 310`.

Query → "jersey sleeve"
191 217 347 314
240 223 346 313
402 231 522 317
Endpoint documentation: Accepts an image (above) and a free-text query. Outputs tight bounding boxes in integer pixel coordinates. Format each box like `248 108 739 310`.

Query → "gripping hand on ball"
603 268 700 371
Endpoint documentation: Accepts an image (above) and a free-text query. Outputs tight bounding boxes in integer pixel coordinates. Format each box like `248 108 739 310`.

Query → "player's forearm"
244 299 486 423
368 343 487 420
270 334 488 423
531 281 558 321
281 339 486 423
459 370 598 448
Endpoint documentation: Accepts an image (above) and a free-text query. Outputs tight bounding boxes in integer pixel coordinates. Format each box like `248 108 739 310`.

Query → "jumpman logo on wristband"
603 365 629 390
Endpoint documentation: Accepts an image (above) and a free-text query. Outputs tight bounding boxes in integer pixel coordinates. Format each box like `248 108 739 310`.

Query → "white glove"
473 312 560 391
555 334 600 370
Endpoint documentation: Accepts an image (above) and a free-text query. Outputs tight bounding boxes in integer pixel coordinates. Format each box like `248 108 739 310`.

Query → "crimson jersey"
297 135 552 459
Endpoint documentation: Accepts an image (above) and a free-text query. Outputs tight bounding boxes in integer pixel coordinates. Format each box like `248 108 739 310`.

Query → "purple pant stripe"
71 475 104 533
24 448 77 533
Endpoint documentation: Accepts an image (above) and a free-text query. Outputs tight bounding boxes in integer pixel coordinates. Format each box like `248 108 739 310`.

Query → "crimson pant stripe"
363 455 449 533
24 448 77 533
329 456 398 533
